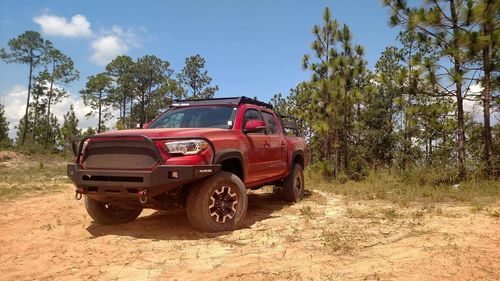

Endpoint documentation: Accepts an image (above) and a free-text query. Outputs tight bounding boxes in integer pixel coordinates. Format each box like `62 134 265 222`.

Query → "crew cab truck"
67 97 307 232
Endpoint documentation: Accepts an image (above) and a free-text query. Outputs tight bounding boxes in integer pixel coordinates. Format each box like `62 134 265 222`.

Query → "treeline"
271 2 498 181
81 53 218 133
0 31 218 151
0 1 497 182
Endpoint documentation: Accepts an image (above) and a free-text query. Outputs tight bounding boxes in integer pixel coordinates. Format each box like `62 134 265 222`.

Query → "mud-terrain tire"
280 164 305 202
186 171 248 232
85 197 142 225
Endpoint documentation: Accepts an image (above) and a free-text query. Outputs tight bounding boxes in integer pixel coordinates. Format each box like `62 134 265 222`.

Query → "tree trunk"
45 64 55 146
21 58 34 145
450 0 467 180
98 91 102 133
33 86 39 140
129 98 133 129
482 22 494 177
140 91 145 124
122 96 127 120
456 86 466 180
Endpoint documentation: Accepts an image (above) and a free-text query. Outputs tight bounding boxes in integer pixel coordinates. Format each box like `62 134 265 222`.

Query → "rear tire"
186 171 248 232
280 164 305 202
85 196 142 225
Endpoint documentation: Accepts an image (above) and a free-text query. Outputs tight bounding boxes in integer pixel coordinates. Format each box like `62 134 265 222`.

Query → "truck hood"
97 128 227 139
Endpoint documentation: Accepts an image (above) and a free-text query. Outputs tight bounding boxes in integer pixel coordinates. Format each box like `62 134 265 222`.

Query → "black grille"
83 140 160 170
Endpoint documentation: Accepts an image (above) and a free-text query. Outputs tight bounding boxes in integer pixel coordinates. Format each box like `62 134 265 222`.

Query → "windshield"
148 106 236 129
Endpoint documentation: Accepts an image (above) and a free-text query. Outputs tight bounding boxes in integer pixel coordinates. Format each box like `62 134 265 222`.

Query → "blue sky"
0 0 403 134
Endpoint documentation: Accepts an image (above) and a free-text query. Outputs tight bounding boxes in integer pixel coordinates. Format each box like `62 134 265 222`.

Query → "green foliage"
177 54 219 99
0 31 50 65
80 73 112 133
1 31 52 145
300 8 371 179
59 105 80 151
0 103 11 148
82 127 96 137
133 55 176 123
106 55 136 128
383 0 488 180
41 47 78 147
307 166 499 206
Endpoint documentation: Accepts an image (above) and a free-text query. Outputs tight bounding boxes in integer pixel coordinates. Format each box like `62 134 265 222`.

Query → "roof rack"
171 96 273 110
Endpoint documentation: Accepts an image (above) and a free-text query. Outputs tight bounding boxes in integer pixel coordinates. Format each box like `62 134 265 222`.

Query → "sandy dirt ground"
0 185 499 281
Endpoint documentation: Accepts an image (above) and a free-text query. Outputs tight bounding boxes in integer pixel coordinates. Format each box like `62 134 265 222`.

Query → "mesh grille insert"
83 140 160 170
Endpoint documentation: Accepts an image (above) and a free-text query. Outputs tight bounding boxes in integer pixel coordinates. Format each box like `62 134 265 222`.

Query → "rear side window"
242 109 262 128
262 111 279 134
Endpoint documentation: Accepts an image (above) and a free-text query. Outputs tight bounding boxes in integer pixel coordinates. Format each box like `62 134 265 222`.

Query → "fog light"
168 171 179 179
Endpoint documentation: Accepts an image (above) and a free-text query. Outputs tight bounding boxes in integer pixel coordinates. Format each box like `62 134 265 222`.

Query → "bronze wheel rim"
208 185 238 223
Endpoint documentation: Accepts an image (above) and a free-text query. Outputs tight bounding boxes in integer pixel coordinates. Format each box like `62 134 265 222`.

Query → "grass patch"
306 168 500 206
299 206 316 219
0 151 70 200
320 224 364 253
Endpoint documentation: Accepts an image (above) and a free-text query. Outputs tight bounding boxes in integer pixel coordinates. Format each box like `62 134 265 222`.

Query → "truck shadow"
86 191 290 240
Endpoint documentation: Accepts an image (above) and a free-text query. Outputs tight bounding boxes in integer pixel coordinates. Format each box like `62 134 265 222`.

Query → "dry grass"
0 151 70 200
306 168 500 207
320 223 365 253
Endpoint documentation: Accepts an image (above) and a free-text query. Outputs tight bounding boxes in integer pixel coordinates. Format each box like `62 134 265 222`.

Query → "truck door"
261 111 288 178
242 109 270 183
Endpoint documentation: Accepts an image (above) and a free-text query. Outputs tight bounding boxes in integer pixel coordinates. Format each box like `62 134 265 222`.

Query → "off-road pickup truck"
68 96 307 232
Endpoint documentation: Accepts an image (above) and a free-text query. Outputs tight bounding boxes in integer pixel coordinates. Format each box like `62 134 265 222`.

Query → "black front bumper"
67 163 220 200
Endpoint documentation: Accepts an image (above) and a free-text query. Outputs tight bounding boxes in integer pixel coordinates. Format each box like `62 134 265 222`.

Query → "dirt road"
0 186 498 281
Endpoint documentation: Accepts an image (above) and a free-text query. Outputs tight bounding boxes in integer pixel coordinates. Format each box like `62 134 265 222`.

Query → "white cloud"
33 14 92 38
1 85 117 140
463 83 485 122
33 12 143 66
90 26 142 65
90 35 129 66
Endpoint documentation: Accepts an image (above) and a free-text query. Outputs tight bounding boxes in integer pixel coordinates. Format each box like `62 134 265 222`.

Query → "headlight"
165 140 209 155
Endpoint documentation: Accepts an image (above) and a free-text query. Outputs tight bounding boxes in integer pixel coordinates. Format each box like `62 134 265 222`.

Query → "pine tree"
106 55 135 128
41 47 79 146
0 31 51 145
177 54 219 99
80 73 112 133
133 55 174 124
59 105 80 151
302 7 369 178
384 0 477 179
469 0 499 177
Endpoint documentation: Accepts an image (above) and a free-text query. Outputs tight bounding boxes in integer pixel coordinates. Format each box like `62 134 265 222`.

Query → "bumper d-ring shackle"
139 190 148 204
75 188 85 200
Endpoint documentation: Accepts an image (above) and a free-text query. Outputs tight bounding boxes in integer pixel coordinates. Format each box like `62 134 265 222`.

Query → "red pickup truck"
68 97 307 232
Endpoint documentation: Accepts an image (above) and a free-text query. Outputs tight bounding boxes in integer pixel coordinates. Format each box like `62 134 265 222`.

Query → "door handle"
281 141 286 146
264 140 270 148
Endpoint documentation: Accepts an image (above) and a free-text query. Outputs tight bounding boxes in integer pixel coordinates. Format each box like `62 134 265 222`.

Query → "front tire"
186 171 248 232
84 197 142 225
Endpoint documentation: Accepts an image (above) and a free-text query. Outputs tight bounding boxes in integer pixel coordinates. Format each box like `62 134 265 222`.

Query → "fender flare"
214 149 244 164
214 149 245 179
289 150 305 173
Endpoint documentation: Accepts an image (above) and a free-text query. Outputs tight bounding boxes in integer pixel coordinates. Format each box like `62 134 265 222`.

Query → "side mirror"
244 119 266 133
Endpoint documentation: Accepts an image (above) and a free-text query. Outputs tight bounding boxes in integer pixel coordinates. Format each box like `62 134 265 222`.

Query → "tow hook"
75 188 85 200
139 190 148 204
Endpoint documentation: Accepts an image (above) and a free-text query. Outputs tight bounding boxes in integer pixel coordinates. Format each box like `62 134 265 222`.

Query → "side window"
262 111 279 134
242 109 262 130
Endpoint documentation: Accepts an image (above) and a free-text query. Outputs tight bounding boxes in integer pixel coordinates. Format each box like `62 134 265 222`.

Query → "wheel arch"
290 150 305 171
214 149 245 182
